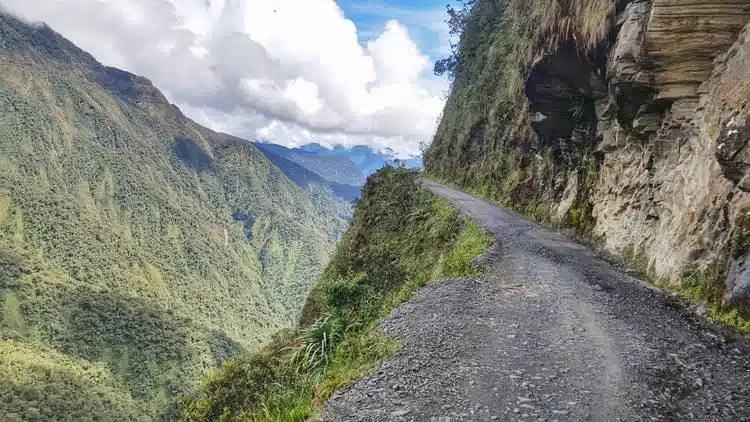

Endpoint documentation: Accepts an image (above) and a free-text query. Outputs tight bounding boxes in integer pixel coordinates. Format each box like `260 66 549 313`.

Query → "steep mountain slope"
426 0 750 325
0 13 348 420
254 142 366 187
253 142 362 201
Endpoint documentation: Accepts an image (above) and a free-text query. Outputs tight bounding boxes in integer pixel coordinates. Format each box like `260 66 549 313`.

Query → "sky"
0 0 452 157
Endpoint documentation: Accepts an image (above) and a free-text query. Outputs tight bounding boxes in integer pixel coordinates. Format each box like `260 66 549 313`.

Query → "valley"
254 141 423 202
0 13 350 420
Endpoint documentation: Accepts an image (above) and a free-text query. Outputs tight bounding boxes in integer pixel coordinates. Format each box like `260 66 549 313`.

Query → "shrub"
324 274 371 311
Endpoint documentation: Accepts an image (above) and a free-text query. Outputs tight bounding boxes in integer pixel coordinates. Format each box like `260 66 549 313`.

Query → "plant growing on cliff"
426 0 615 202
434 0 477 79
290 314 345 373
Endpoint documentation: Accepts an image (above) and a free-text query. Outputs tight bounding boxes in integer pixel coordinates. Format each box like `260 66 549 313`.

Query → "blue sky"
338 0 451 62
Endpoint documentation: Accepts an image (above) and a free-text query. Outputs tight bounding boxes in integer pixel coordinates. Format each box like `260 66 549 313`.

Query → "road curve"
323 181 750 421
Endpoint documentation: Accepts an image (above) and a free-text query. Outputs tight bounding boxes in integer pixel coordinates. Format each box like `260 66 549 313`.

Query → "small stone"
391 409 411 417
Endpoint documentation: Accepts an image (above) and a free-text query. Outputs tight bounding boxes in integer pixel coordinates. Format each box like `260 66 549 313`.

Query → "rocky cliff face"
591 0 750 311
426 0 750 318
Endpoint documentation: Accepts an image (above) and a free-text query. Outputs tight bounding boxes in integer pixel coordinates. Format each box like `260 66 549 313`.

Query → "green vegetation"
0 341 149 422
0 14 349 419
430 152 600 244
680 269 750 334
620 244 750 334
425 0 611 233
622 207 750 333
181 168 491 421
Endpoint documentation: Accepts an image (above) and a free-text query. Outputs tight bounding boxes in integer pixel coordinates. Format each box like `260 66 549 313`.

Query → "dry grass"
505 0 616 101
517 0 615 53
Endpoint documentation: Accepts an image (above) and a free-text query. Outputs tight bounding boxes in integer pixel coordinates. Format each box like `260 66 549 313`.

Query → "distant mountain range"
254 141 423 202
254 142 366 186
296 143 424 176
253 143 362 202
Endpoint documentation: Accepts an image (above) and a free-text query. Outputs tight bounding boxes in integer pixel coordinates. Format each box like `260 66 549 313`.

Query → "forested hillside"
253 142 362 202
0 13 348 420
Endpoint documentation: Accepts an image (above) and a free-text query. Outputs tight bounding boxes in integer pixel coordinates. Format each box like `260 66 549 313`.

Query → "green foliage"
0 340 149 422
181 167 491 421
323 274 371 311
434 0 476 78
619 246 750 334
290 314 345 373
425 0 612 229
525 201 553 225
565 199 595 237
0 13 349 419
681 267 725 307
621 208 750 333
2 292 25 336
443 219 491 278
671 268 750 334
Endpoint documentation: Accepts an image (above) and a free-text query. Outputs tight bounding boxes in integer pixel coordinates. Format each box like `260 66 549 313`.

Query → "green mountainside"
0 13 349 420
253 143 362 202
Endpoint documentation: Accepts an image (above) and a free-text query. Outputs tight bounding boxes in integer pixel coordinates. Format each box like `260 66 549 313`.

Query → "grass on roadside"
180 168 491 421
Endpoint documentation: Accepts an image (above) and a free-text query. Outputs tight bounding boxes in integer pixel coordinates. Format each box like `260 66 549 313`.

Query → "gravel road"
322 181 750 421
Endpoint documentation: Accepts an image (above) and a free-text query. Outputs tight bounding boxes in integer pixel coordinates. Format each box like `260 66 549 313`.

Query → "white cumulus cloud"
0 0 447 156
